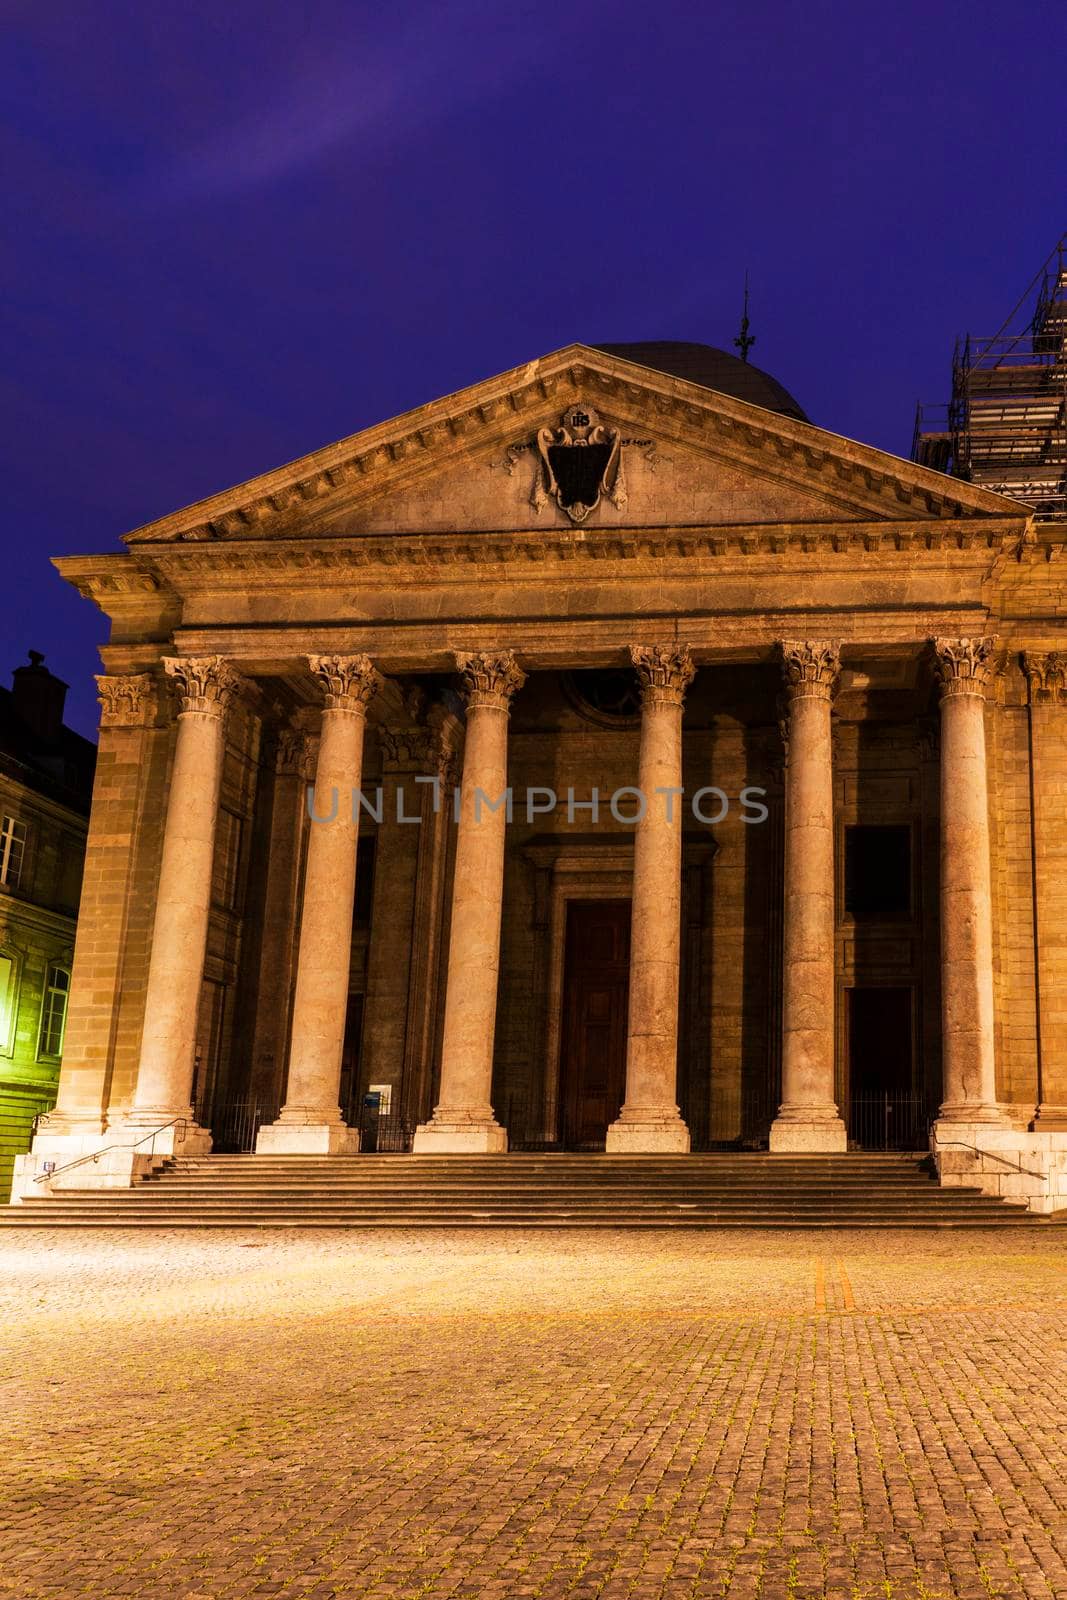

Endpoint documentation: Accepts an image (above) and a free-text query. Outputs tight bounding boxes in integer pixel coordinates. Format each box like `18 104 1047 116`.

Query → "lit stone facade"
11 343 1067 1209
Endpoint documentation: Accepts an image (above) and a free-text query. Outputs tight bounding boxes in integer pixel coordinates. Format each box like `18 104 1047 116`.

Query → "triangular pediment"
123 344 1028 546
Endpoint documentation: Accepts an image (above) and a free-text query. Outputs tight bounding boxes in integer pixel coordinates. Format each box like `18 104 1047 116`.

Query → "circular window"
562 669 642 727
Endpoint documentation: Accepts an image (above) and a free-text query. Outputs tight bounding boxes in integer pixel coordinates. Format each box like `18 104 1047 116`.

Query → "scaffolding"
913 236 1067 520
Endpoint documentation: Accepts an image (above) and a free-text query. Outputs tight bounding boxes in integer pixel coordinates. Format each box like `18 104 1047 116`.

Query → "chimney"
11 651 68 743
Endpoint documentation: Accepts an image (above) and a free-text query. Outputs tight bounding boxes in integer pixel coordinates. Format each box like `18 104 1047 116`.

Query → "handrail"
33 1117 187 1183
934 1138 1046 1183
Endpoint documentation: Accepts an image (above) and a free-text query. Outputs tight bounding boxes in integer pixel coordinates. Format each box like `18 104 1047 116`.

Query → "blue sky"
4 0 1065 734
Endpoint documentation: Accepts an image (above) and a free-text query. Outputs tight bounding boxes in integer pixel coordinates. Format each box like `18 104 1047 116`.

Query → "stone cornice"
114 346 1029 547
57 520 1029 612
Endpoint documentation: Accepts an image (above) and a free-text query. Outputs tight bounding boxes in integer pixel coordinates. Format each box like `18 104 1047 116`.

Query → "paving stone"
0 1228 1064 1598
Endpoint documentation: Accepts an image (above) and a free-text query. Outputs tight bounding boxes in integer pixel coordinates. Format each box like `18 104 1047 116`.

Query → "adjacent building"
12 336 1067 1211
0 653 95 1194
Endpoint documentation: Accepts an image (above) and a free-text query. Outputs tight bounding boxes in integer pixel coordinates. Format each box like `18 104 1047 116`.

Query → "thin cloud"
156 5 555 200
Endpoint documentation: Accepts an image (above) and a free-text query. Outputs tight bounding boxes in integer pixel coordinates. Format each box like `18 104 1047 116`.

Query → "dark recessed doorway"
559 900 631 1149
847 985 920 1148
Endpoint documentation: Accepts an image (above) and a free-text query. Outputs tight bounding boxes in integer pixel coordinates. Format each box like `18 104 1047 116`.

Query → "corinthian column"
606 643 694 1153
257 655 381 1155
413 650 526 1153
932 638 1005 1126
769 641 847 1152
127 656 241 1146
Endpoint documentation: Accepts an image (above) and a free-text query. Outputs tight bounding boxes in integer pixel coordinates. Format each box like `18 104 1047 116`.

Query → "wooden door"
560 900 631 1148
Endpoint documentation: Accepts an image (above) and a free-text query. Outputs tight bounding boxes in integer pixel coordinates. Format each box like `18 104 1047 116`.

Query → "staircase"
1 1153 1046 1227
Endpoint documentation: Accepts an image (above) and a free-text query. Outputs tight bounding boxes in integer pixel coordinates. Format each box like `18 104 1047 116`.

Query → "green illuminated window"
0 816 27 888
0 953 14 1052
38 965 70 1060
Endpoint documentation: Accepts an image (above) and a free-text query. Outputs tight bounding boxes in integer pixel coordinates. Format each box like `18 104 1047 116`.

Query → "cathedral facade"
13 342 1067 1211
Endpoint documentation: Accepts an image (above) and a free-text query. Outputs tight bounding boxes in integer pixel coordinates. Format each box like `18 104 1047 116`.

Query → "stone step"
5 1153 1040 1228
168 1158 934 1171
12 1203 1011 1209
0 1209 1036 1222
4 1196 1030 1218
126 1187 972 1203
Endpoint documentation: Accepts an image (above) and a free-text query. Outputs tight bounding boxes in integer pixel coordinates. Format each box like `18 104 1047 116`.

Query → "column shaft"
769 641 847 1152
606 643 693 1153
256 656 380 1155
413 651 525 1153
934 638 1004 1125
129 657 240 1142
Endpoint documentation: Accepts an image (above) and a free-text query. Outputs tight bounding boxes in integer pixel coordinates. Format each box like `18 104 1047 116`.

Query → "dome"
592 340 808 422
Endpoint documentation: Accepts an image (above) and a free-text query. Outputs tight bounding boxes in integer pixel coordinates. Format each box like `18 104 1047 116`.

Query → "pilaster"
1023 651 1067 1127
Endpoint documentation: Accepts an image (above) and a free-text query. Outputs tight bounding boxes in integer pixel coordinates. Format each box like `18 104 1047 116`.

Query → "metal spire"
734 271 755 363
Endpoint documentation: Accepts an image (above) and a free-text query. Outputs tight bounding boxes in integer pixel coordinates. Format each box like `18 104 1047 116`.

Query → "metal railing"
933 1138 1045 1182
32 1117 187 1183
847 1093 928 1151
357 1106 415 1153
206 1100 264 1154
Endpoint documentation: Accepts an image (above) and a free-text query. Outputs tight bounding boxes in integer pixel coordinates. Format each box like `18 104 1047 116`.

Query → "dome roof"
592 340 808 422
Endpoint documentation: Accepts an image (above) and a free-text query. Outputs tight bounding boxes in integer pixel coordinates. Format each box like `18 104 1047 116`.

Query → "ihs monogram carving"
629 644 696 707
308 654 382 713
163 656 242 717
779 641 842 701
95 673 157 728
454 650 527 710
532 403 627 524
1023 651 1067 705
932 637 996 698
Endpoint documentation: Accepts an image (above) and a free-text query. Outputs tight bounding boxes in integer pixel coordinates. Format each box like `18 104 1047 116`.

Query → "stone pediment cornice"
118 345 1030 547
57 518 1030 609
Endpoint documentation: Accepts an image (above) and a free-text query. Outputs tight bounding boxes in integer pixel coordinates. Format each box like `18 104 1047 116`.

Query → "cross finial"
734 271 755 363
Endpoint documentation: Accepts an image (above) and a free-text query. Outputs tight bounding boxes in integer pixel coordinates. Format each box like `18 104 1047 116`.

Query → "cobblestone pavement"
1 1229 1065 1600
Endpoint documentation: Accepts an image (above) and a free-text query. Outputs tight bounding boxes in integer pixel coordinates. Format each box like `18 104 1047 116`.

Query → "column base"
1032 1104 1067 1130
110 1111 214 1156
936 1102 1009 1127
256 1113 360 1155
412 1116 507 1154
768 1112 847 1153
605 1111 690 1154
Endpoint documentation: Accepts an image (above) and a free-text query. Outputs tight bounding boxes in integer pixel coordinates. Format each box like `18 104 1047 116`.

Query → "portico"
14 340 1067 1210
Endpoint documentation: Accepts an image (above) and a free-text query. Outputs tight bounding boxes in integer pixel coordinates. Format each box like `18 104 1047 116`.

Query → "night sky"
5 0 1065 736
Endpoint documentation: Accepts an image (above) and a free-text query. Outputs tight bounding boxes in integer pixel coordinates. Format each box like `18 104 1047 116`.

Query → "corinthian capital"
163 656 242 717
1022 650 1067 706
308 654 382 714
629 644 696 708
932 637 996 699
454 650 527 710
95 672 157 729
779 640 841 701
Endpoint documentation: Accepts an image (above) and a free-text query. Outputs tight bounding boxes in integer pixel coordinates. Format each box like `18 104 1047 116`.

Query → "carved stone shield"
533 403 626 523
